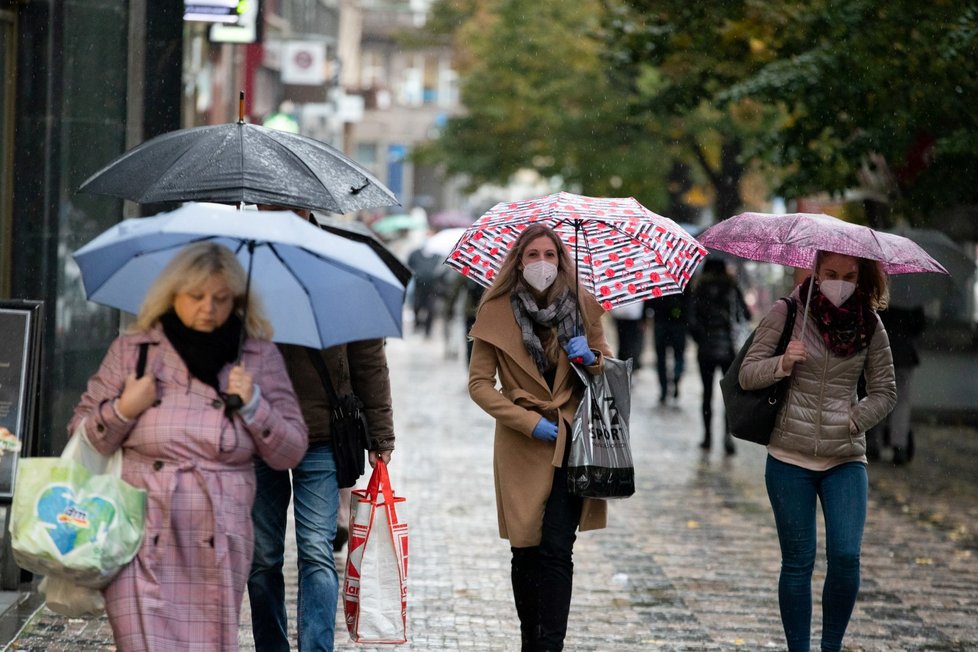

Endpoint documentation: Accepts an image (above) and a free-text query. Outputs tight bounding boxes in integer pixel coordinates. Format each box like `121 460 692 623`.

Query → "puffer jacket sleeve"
739 299 791 390
851 316 897 433
243 339 309 470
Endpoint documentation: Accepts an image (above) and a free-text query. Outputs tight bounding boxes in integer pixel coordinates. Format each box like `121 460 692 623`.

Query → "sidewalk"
2 330 977 651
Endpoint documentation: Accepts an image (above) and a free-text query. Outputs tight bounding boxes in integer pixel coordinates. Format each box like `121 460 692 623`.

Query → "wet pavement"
2 324 977 651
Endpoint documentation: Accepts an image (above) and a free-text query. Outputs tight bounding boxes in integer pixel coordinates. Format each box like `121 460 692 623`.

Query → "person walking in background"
867 305 926 465
69 242 308 651
610 300 647 373
688 258 751 454
248 205 397 652
407 243 445 338
739 250 896 652
444 273 487 365
467 224 613 652
647 291 689 404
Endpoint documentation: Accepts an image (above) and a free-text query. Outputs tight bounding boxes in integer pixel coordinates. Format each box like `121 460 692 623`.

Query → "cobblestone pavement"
3 326 977 651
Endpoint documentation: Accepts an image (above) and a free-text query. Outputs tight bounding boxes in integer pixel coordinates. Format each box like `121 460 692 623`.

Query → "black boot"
512 547 541 652
700 407 712 450
723 431 736 456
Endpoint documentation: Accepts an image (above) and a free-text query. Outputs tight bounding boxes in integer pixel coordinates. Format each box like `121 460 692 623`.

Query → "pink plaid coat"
69 325 308 652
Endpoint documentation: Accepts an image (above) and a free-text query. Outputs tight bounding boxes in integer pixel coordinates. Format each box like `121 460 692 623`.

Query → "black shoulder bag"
720 297 797 445
305 349 370 488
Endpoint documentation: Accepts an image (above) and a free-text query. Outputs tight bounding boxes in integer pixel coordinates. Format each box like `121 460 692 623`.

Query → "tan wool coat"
468 291 613 547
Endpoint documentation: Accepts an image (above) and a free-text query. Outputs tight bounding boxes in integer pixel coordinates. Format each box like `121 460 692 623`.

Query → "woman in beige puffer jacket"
740 251 896 652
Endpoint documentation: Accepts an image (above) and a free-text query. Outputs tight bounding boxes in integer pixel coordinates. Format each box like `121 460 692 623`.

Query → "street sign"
185 0 241 24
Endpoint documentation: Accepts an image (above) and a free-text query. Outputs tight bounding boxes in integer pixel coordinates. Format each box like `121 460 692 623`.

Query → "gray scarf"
511 287 579 374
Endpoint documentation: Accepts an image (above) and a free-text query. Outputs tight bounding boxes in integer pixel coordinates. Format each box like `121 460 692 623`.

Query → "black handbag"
306 349 370 489
720 297 797 445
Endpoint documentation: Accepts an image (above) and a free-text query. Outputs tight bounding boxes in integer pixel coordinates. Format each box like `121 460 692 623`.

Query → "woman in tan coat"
740 251 896 652
468 224 612 652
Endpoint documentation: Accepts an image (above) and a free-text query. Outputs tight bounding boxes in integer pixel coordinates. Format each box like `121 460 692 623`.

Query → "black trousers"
511 466 583 652
698 353 734 438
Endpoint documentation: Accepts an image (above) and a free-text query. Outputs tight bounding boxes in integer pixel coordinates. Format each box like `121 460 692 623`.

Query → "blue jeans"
249 445 339 652
765 456 868 652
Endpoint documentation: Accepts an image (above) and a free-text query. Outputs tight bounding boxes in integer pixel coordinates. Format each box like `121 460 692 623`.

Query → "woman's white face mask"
522 261 558 292
819 279 856 307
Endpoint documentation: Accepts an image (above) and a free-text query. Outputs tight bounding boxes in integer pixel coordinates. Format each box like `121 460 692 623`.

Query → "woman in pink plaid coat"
69 242 308 651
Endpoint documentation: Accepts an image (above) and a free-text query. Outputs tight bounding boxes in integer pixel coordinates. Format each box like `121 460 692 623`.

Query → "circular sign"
293 50 313 69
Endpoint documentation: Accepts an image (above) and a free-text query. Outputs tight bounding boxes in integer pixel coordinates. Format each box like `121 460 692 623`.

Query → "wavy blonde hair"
479 224 582 367
479 224 579 306
128 241 274 339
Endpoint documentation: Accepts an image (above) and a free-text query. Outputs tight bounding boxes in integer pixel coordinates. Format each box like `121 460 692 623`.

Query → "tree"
602 0 978 226
600 0 795 220
417 0 673 207
719 0 978 226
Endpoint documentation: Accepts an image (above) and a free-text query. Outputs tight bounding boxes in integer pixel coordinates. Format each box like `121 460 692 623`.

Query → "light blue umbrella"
72 203 407 349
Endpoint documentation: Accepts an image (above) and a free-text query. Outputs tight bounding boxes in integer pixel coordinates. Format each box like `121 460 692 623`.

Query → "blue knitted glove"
531 417 558 442
564 336 596 365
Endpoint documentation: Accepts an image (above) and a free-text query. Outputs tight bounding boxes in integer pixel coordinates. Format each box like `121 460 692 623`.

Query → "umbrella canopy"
422 227 468 258
886 226 976 308
310 214 413 286
371 213 429 236
698 212 948 275
78 121 398 215
699 212 949 340
428 210 475 230
445 191 707 310
72 203 407 349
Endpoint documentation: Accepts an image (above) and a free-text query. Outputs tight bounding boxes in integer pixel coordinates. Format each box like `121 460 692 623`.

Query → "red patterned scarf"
801 276 877 357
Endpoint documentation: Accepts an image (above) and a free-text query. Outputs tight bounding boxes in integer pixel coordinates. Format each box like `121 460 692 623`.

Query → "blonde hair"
480 224 579 306
479 224 582 368
128 241 274 339
815 250 890 311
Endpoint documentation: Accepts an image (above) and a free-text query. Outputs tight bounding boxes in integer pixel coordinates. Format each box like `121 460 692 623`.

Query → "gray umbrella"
78 118 398 215
886 226 976 308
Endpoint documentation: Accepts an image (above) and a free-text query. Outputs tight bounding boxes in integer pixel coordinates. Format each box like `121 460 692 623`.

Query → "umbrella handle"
574 219 582 335
800 260 816 343
224 239 256 415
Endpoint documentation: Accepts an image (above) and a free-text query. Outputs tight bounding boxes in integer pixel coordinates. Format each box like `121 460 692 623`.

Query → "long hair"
479 224 578 307
815 250 889 310
128 241 274 339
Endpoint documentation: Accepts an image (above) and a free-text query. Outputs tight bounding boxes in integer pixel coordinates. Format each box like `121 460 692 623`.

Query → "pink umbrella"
445 191 707 310
698 212 948 274
698 211 948 338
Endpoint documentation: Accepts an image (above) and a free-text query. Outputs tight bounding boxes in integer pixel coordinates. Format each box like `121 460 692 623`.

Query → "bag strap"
305 347 342 405
365 460 398 517
773 297 797 356
136 342 150 379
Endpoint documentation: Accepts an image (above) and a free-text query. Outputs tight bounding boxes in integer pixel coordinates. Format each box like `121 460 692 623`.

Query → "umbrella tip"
238 90 245 124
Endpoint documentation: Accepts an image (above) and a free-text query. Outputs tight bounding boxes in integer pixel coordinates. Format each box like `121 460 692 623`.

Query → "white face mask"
819 279 856 307
522 261 558 292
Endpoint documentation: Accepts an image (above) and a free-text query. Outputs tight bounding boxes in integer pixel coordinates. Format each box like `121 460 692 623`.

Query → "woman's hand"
116 372 157 420
564 336 596 365
227 365 254 405
781 340 807 374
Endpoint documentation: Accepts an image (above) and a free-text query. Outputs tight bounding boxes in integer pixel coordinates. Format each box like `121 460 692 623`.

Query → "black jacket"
689 273 750 361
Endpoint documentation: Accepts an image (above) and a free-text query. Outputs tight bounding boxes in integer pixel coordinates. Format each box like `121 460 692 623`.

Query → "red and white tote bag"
343 460 408 644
